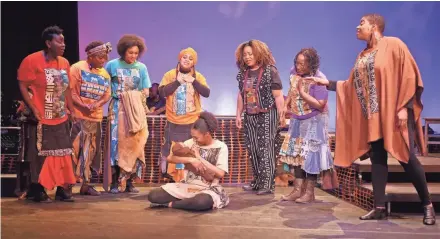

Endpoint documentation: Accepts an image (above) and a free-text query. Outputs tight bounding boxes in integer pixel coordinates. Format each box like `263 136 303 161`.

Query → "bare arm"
95 93 111 108
64 88 76 114
300 91 327 112
18 81 35 110
272 89 285 115
200 158 226 179
236 92 243 116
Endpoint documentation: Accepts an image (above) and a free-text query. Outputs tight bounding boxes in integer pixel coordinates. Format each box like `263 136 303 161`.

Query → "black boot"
360 208 387 220
110 170 119 194
423 205 436 225
125 178 139 193
55 186 75 202
33 184 52 203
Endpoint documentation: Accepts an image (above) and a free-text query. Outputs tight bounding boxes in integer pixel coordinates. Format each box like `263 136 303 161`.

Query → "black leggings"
148 188 214 211
292 166 317 180
370 138 431 207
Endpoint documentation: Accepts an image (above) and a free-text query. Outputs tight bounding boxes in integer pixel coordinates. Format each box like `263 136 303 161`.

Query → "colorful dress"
69 60 111 182
17 51 76 190
104 59 151 179
279 71 333 175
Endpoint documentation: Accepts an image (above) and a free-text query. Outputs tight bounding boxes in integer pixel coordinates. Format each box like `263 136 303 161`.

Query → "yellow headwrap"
178 47 198 65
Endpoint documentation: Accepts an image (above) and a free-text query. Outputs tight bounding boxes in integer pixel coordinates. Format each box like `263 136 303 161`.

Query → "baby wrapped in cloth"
171 142 215 182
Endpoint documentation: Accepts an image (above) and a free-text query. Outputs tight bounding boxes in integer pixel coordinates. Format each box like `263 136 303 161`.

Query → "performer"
17 25 76 202
235 40 285 195
147 83 166 115
148 112 229 211
104 34 151 194
279 48 334 203
158 47 210 182
308 14 435 225
69 41 112 196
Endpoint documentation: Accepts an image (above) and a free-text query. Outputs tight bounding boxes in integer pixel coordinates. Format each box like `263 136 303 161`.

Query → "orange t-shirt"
17 51 70 126
159 69 209 125
69 60 111 122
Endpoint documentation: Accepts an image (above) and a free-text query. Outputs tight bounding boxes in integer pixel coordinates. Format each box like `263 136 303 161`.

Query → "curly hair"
85 41 104 53
41 25 63 48
193 111 218 135
293 48 320 76
363 13 385 34
116 34 147 59
235 40 276 71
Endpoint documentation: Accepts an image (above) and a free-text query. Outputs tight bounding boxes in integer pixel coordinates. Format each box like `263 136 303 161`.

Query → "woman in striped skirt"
235 40 285 195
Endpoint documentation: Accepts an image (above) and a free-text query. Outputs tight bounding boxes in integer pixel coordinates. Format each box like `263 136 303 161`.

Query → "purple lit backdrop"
78 1 440 131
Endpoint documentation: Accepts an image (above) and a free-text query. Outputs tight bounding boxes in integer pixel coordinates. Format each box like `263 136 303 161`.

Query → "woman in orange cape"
308 14 435 225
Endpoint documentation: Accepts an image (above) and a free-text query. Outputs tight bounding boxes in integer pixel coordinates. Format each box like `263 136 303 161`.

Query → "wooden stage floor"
1 186 439 239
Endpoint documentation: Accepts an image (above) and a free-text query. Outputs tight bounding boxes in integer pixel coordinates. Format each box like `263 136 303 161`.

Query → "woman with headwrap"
148 111 229 211
279 48 334 203
235 40 285 195
158 47 210 181
307 14 435 225
104 35 152 194
69 41 112 196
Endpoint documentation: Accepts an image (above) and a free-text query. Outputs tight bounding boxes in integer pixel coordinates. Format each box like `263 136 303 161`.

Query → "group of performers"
15 13 435 225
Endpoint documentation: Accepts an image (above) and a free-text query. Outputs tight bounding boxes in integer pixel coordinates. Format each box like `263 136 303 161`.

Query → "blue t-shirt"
105 59 152 98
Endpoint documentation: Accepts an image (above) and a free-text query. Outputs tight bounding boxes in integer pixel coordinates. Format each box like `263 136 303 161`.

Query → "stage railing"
2 117 378 210
94 115 254 184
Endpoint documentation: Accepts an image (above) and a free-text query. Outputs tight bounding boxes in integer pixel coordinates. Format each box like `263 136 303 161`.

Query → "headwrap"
178 47 198 65
87 42 112 57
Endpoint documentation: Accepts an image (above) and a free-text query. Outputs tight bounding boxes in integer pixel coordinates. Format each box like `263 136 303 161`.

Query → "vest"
237 65 276 114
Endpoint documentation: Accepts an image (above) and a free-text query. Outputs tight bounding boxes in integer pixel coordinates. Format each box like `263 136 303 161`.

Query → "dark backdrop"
1 1 79 124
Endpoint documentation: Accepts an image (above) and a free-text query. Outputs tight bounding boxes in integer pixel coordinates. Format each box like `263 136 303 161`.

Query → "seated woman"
148 111 229 211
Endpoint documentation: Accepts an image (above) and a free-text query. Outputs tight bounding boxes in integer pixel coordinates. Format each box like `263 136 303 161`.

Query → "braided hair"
193 111 218 135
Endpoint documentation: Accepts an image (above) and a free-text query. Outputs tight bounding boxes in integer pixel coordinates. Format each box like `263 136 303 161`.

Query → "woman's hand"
184 75 195 83
304 76 329 86
191 149 206 174
236 115 242 129
397 108 408 129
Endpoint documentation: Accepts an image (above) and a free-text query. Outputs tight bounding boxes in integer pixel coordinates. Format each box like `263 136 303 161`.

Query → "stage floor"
1 186 439 239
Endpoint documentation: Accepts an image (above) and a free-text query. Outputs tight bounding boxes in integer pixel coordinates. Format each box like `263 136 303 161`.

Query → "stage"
1 186 439 239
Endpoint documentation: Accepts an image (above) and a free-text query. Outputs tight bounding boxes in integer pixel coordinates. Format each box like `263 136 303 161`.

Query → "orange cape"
334 37 426 167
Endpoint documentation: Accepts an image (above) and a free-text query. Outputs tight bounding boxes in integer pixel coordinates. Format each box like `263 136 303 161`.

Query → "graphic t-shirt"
69 60 111 121
167 139 229 189
17 51 70 125
160 69 209 125
105 59 151 97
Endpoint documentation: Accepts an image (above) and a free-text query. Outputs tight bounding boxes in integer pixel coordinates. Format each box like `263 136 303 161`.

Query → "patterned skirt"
279 113 333 174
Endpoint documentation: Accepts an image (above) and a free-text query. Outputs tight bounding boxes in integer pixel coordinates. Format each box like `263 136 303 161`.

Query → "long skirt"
279 113 333 175
36 120 76 190
15 120 45 196
70 119 102 183
243 107 281 192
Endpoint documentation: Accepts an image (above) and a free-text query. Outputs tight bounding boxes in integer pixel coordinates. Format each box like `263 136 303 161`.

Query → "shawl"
335 36 426 167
